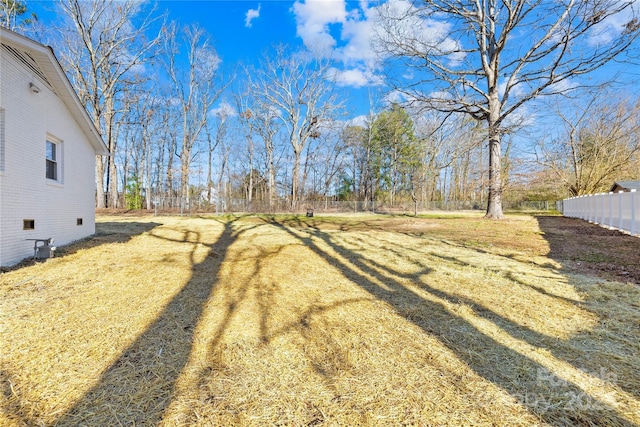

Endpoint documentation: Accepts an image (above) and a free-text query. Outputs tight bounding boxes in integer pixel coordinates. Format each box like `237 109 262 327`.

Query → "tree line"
3 0 639 217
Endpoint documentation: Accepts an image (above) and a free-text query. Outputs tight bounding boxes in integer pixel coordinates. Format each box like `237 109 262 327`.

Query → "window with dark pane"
46 140 57 180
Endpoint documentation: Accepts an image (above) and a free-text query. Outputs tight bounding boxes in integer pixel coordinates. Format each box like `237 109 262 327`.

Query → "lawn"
1 213 639 426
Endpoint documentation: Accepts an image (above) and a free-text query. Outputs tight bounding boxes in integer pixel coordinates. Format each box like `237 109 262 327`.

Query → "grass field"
1 213 639 426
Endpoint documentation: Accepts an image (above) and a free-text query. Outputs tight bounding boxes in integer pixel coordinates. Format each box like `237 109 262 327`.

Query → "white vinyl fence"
562 190 639 236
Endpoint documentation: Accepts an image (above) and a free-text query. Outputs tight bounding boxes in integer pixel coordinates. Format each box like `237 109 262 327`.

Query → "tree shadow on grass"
536 215 640 401
267 218 639 426
49 218 240 426
1 222 162 273
60 221 163 253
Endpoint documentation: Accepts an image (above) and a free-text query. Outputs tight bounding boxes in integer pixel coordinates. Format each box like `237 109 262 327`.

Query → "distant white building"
0 27 108 266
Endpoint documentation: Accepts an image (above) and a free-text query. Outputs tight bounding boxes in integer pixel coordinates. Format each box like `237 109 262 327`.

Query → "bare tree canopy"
55 0 162 208
235 84 282 211
0 0 35 31
161 22 229 212
375 0 640 218
246 46 342 210
537 91 640 196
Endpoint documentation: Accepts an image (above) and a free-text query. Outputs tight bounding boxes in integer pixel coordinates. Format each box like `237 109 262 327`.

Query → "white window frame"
46 135 63 184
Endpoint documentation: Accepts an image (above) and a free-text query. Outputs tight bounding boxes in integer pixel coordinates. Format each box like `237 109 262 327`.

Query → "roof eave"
1 28 109 156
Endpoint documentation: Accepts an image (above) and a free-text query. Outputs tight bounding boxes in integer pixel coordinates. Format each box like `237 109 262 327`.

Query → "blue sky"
23 0 640 126
26 0 384 117
156 1 301 64
27 1 310 63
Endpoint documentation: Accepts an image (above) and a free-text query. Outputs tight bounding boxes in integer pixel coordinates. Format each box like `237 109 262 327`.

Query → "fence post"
618 191 624 231
632 189 637 236
583 195 588 220
586 195 591 222
583 195 588 221
608 192 613 228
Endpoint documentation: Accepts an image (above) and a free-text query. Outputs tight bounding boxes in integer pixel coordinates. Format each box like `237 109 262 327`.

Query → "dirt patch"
537 216 640 285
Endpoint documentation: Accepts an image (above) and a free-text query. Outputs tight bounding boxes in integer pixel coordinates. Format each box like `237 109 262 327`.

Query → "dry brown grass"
0 213 639 426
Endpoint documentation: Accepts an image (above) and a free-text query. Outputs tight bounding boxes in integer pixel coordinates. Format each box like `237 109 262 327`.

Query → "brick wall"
0 51 97 266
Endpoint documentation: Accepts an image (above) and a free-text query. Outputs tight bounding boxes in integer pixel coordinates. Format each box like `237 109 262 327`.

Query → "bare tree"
315 123 349 209
215 121 233 214
537 92 640 196
247 46 341 210
240 69 287 211
235 95 257 210
376 0 640 218
246 105 281 211
355 92 382 209
56 0 162 208
0 0 35 31
160 99 179 204
162 23 228 213
204 111 222 206
118 91 162 210
414 111 483 203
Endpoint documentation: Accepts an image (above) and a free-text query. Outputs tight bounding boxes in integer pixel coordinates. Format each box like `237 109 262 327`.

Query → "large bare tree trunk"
486 133 504 219
109 157 119 208
291 148 301 210
267 149 275 212
180 134 190 214
485 93 504 219
96 156 106 208
166 133 175 203
106 96 119 208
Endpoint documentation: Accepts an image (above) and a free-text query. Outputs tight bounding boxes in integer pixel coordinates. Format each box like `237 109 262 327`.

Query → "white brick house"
0 28 108 267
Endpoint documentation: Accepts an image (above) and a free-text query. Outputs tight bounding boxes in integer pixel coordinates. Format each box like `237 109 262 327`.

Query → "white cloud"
585 3 639 46
245 4 261 28
349 114 369 127
292 0 385 88
428 91 454 101
294 0 472 89
498 74 528 100
337 4 378 65
209 101 237 118
384 89 448 109
291 0 465 88
384 90 408 105
374 0 459 57
294 1 380 65
546 78 578 94
546 1 637 48
503 105 536 128
197 48 221 72
128 63 147 76
168 97 182 107
292 0 347 52
327 67 383 88
291 0 465 89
